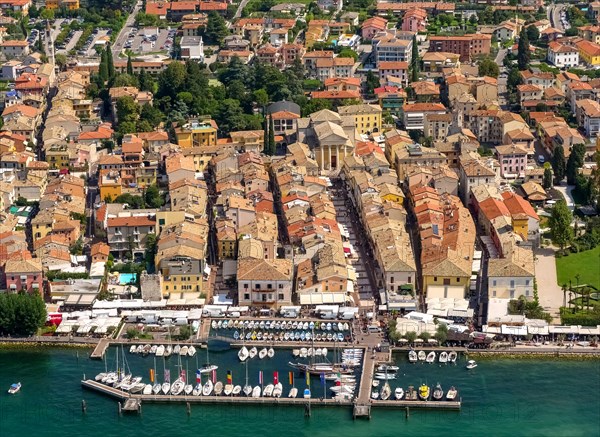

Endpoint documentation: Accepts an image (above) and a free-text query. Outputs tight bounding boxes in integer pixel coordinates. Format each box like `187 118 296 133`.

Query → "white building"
180 36 205 61
547 41 579 68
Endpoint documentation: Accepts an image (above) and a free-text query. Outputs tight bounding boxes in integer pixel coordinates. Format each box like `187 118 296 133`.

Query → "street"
112 0 143 58
548 4 566 32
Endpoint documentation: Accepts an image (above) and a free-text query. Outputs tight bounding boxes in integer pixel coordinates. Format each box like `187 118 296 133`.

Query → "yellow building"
338 103 383 135
156 245 205 297
46 0 79 9
379 182 404 204
175 118 218 148
135 165 158 188
45 145 70 170
576 40 600 65
99 172 122 201
182 145 223 173
511 214 529 240
155 210 186 235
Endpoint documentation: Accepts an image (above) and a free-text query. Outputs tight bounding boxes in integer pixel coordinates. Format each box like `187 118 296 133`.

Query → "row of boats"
237 346 275 361
371 383 458 402
212 320 350 332
288 348 363 376
408 350 458 364
233 330 348 342
129 344 197 358
94 370 320 400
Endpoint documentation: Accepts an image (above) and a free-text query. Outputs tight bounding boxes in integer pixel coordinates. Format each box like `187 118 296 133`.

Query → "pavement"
112 0 143 58
535 247 563 320
494 48 507 66
555 184 576 211
233 0 250 19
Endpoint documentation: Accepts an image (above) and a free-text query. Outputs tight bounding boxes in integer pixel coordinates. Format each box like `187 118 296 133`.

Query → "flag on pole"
150 368 155 383
289 371 294 386
305 371 310 385
273 371 279 385
320 372 325 385
180 369 186 383
227 370 232 384
164 369 171 383
259 370 263 385
212 369 217 383
196 370 201 384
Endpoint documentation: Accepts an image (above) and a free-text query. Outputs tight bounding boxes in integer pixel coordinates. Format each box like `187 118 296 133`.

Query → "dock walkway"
90 338 110 359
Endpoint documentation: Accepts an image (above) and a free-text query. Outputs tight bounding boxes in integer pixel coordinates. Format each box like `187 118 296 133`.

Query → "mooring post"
118 402 122 416
187 402 191 416
405 406 410 419
304 403 311 418
81 400 87 413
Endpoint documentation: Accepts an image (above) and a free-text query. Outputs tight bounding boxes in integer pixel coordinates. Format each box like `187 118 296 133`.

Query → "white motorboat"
292 349 300 357
211 320 217 329
446 386 458 400
248 347 258 359
267 347 275 358
135 345 143 354
95 372 107 382
232 385 242 396
432 383 443 400
376 364 399 373
238 346 249 362
466 360 477 370
303 388 311 399
155 345 165 357
272 383 283 398
129 345 137 354
164 345 172 357
417 351 426 361
408 350 418 363
259 348 268 359
394 387 404 400
426 352 436 363
214 381 224 395
199 364 218 374
263 384 274 397
170 378 185 396
180 346 189 356
243 384 253 396
192 384 202 396
300 347 308 358
380 382 391 400
152 383 162 395
321 347 328 356
330 385 355 394
188 346 197 357
314 348 322 356
372 379 380 387
173 345 181 355
162 382 171 395
252 386 261 398
448 351 458 363
130 383 146 394
8 383 21 394
439 352 448 364
150 345 157 355
143 384 153 395
202 380 214 396
335 392 354 401
224 384 233 396
371 391 379 400
288 387 298 398
184 384 193 395
374 373 396 380
217 320 222 329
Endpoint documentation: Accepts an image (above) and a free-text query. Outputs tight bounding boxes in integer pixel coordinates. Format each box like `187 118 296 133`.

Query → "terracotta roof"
403 102 446 112
107 216 156 227
501 191 539 220
378 61 409 70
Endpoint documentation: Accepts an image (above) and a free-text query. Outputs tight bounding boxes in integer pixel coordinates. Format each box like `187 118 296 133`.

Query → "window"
434 277 437 281
510 280 515 288
510 290 515 299
390 277 394 284
443 278 451 285
244 293 250 300
278 293 284 300
456 277 460 283
278 284 283 289
267 284 272 289
408 276 411 283
255 284 260 289
244 284 248 289
492 280 497 287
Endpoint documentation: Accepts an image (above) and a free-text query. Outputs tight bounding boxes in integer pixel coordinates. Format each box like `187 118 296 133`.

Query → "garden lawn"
556 246 600 289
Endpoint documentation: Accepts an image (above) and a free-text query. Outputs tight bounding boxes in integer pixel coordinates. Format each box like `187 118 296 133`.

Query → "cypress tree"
263 114 269 154
99 49 108 83
552 145 566 183
126 55 133 75
106 46 115 79
268 115 275 155
410 34 419 82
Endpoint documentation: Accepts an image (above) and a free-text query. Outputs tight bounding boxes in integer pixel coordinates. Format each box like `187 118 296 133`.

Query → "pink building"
401 8 428 33
4 258 43 293
361 16 388 40
496 144 528 179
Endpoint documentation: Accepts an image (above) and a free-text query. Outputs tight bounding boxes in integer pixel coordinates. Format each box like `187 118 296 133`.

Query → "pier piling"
187 402 191 416
81 400 87 413
118 402 122 416
405 406 409 419
304 403 311 418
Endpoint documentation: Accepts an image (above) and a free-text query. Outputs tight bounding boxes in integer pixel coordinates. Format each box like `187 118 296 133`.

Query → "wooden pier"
81 380 460 412
90 338 110 360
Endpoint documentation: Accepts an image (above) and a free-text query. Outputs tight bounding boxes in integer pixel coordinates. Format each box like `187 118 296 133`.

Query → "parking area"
123 27 175 55
56 29 82 54
80 29 111 57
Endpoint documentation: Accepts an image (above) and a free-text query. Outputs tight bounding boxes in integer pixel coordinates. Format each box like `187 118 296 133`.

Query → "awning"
549 325 580 334
299 293 351 305
501 325 528 336
482 325 501 334
577 326 600 335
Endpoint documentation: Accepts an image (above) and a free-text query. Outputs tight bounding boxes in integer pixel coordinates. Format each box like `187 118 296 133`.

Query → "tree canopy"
549 199 573 250
552 145 566 183
478 57 500 78
0 292 47 336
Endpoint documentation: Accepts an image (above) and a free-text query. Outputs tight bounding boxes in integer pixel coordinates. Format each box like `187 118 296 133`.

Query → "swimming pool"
119 273 137 285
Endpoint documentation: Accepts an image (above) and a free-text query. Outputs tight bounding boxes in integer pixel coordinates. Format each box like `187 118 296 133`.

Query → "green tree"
116 95 140 124
158 62 187 98
268 114 275 155
0 292 46 336
99 48 108 83
543 167 553 189
106 45 115 79
365 70 379 96
418 331 431 342
126 54 133 75
410 34 419 82
517 28 530 71
205 11 228 45
55 53 67 69
144 184 163 208
549 199 573 250
526 25 540 42
478 57 500 78
144 233 158 272
337 47 358 61
566 143 586 185
434 324 448 345
405 331 417 344
552 145 566 182
253 89 269 107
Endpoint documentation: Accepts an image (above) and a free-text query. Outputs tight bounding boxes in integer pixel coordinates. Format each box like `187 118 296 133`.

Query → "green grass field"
556 246 600 289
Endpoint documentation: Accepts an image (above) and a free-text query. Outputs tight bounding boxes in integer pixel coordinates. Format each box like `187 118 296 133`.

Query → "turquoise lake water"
0 347 598 437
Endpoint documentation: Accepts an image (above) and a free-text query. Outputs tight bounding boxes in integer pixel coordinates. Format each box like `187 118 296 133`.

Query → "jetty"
90 338 110 359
